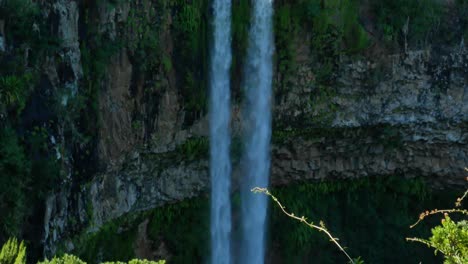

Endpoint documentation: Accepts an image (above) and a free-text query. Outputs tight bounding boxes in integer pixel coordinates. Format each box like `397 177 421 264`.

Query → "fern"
0 238 27 264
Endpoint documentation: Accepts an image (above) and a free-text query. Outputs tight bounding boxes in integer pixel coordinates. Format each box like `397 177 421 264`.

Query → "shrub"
1 238 165 264
407 176 468 264
38 254 86 264
429 216 468 264
0 74 33 114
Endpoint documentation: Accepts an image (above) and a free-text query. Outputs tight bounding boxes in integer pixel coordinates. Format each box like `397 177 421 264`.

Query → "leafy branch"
252 187 359 264
406 169 468 264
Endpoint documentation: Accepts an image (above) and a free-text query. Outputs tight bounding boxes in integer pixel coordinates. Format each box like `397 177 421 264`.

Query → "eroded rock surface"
40 1 468 257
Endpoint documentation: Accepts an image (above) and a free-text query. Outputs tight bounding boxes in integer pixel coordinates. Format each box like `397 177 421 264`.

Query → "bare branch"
410 209 468 229
252 187 356 264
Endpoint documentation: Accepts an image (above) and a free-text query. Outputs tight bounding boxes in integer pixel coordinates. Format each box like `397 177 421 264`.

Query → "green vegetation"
125 1 161 74
69 198 209 264
0 0 62 248
38 254 86 264
0 238 26 264
61 177 459 264
306 0 370 56
371 0 442 47
272 124 402 150
257 181 468 264
172 0 209 125
70 216 140 263
0 0 59 65
0 127 31 239
77 3 122 127
253 187 360 264
39 254 165 264
146 198 209 263
0 0 465 263
0 74 34 114
272 0 370 124
174 137 209 160
0 0 56 116
1 238 165 264
407 185 468 264
305 0 368 122
273 0 370 73
0 124 60 241
231 0 251 101
274 3 301 91
418 216 468 264
456 0 468 41
266 177 441 263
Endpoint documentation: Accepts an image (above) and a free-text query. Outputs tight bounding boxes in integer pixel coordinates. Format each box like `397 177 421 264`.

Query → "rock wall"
43 45 468 255
34 0 468 257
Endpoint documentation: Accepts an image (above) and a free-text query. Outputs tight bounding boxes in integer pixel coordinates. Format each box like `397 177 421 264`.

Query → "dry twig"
252 187 356 264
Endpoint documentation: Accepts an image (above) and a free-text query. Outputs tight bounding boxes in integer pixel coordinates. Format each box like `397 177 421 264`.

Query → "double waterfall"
210 0 274 263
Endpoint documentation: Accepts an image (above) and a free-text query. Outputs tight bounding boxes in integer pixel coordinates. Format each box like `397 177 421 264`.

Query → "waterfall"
241 0 274 263
209 0 233 264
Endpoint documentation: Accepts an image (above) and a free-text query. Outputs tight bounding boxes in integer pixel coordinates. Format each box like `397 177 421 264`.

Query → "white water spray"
241 0 274 263
209 0 232 263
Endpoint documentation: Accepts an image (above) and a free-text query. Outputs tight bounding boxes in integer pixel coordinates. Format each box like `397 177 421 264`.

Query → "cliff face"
43 44 468 255
0 0 467 258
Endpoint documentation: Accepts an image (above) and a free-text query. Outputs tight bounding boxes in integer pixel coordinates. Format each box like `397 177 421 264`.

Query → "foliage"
272 0 369 96
0 0 59 65
265 177 449 263
340 1 370 54
68 197 209 264
370 0 442 47
301 0 369 57
407 177 468 264
171 0 209 125
274 3 300 91
272 0 370 125
38 254 86 264
231 0 251 101
66 177 458 263
0 74 33 114
426 217 468 264
0 0 53 118
174 137 209 160
0 124 60 241
70 218 139 263
26 126 61 199
39 253 165 264
0 238 26 264
456 0 468 41
0 239 165 264
146 198 209 263
0 127 31 239
0 0 60 243
125 1 161 74
103 260 165 264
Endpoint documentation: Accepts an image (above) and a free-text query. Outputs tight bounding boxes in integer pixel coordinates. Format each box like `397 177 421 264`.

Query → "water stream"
209 0 233 263
241 1 275 263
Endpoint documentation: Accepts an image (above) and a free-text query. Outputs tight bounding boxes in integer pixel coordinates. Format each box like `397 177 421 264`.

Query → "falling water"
209 0 233 264
241 0 274 263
